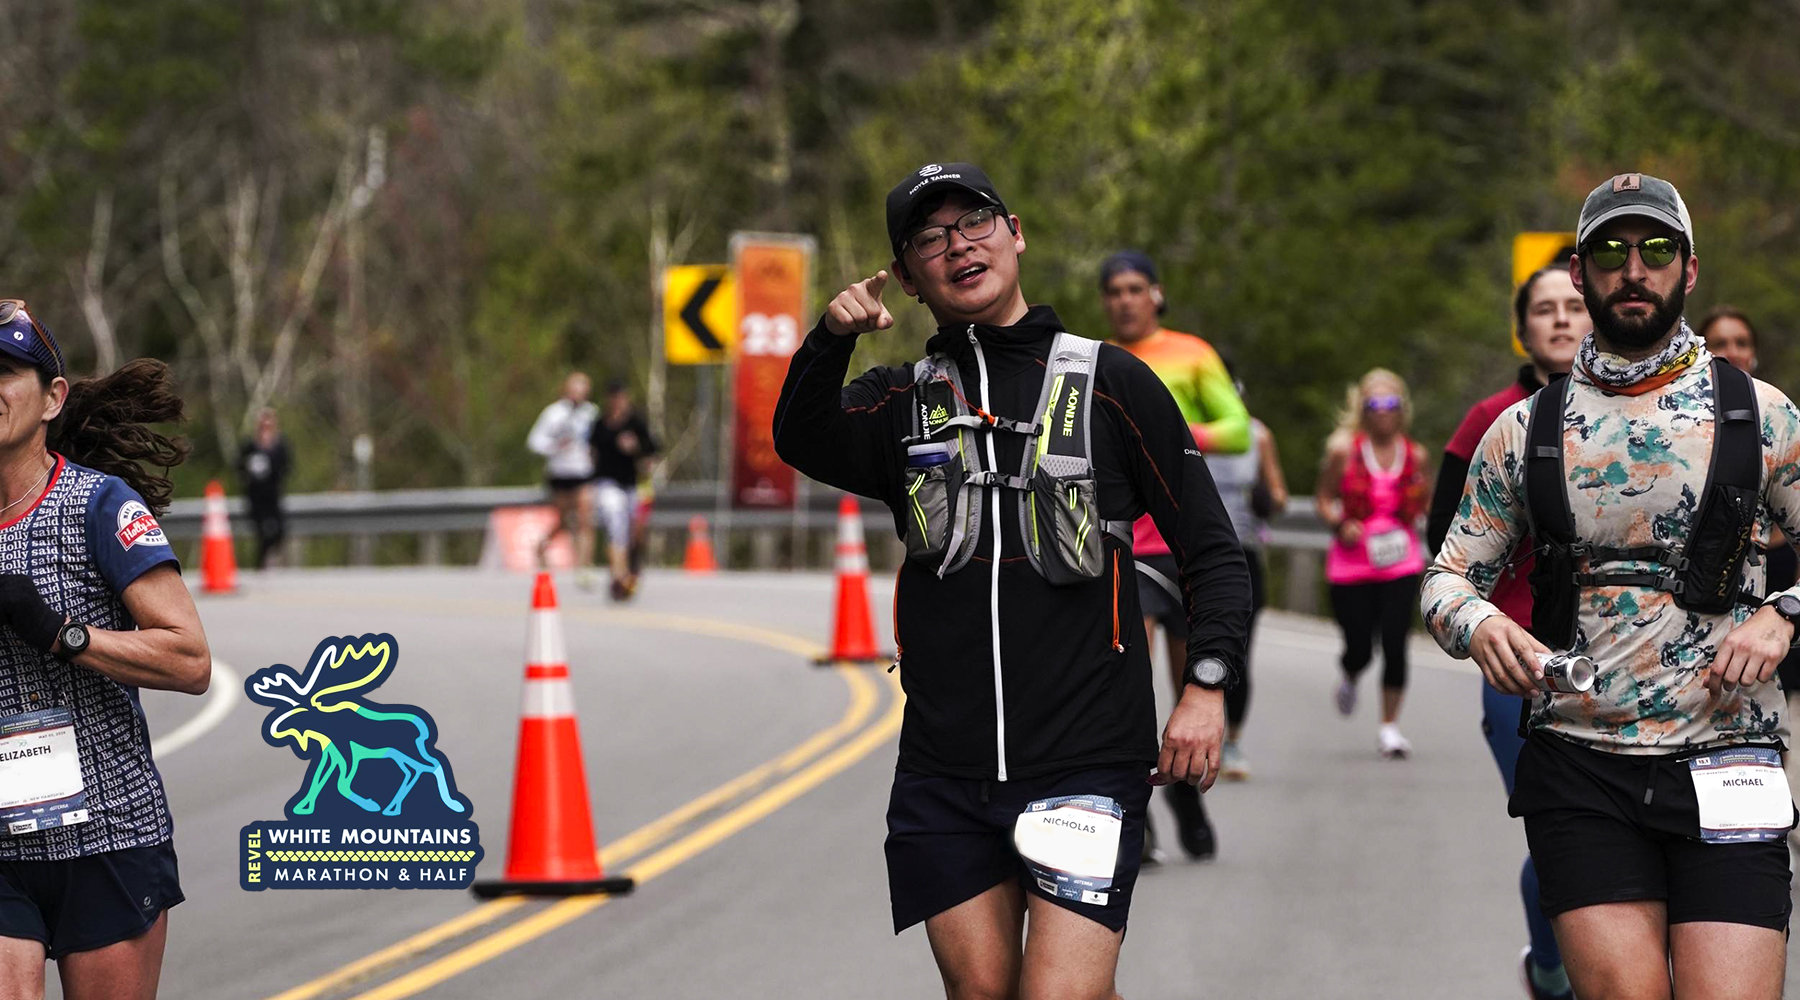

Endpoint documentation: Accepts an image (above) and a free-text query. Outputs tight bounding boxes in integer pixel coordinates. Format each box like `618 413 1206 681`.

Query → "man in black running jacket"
773 162 1250 999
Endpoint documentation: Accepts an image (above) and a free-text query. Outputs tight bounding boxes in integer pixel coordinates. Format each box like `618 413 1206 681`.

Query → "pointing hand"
823 271 894 337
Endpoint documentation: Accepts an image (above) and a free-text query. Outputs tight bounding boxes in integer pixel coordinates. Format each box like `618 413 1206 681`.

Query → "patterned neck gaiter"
1578 321 1699 393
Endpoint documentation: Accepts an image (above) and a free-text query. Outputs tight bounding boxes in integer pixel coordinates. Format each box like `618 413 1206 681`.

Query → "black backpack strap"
1523 375 1575 547
1717 359 1765 609
1709 358 1760 492
1683 358 1762 609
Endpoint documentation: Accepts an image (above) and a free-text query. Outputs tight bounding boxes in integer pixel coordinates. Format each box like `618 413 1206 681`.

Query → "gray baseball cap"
1576 172 1695 250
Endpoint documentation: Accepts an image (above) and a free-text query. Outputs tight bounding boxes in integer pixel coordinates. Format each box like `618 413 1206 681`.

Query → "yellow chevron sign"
663 265 737 365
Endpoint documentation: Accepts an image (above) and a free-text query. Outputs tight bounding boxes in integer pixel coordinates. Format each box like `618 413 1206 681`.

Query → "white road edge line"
152 658 238 758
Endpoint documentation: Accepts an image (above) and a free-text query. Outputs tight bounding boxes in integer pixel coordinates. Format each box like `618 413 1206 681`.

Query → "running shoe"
1378 724 1412 759
1220 741 1251 781
1335 678 1356 716
575 568 597 591
1518 945 1574 1000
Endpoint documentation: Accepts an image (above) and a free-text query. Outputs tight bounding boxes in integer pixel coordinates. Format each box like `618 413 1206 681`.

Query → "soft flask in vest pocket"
903 440 968 568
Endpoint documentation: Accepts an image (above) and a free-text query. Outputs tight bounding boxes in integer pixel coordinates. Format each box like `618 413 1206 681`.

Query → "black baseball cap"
0 300 64 377
1577 172 1696 250
885 163 1007 256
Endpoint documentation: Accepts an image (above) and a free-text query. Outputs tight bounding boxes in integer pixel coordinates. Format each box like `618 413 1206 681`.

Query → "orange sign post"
730 233 814 508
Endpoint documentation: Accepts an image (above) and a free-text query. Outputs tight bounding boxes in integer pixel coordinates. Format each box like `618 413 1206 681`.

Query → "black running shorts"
1510 732 1793 929
884 764 1151 934
0 840 185 958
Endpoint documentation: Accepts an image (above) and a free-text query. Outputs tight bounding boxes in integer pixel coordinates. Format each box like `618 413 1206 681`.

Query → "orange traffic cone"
683 516 718 573
200 480 238 594
814 496 888 665
472 573 633 898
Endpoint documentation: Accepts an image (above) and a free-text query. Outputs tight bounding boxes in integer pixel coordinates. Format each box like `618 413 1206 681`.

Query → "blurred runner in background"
236 408 291 570
1317 368 1430 759
526 372 597 583
590 379 657 601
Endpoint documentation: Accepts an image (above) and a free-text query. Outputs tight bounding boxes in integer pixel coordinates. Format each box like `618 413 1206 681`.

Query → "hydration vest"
900 332 1130 584
1524 359 1763 649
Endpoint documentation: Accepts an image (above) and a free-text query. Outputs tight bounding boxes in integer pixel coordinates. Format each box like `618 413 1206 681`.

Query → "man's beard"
1583 271 1685 350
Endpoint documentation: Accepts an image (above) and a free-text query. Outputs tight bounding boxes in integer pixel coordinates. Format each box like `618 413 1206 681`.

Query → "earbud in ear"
1152 290 1165 307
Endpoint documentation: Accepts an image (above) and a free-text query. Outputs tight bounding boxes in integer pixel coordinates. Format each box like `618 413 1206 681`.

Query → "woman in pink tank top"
1315 368 1430 759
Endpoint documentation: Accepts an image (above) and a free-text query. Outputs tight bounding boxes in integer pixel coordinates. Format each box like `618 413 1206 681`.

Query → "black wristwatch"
1770 595 1800 643
1185 657 1230 691
55 621 91 661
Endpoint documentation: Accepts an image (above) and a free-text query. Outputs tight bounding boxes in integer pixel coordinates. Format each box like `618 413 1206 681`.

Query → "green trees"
7 0 1799 496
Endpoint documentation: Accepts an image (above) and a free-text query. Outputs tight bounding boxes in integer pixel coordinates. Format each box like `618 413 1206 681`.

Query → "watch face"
63 625 85 649
1191 659 1227 685
1781 596 1800 618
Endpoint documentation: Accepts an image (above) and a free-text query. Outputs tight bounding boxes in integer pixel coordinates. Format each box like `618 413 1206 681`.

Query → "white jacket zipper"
967 325 1007 782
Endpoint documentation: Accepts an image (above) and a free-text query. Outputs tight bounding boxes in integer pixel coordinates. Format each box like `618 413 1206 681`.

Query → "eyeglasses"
904 207 1001 260
1364 394 1404 412
0 300 62 376
1583 237 1681 271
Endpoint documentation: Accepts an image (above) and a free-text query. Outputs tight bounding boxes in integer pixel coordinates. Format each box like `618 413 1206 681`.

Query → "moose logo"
239 634 483 890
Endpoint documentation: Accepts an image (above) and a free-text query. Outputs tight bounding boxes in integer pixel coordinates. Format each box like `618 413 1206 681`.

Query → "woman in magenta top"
1316 368 1430 758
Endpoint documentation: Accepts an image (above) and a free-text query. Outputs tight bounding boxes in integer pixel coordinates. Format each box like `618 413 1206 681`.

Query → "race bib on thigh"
1013 794 1124 906
1366 529 1411 569
0 707 90 836
1688 748 1795 843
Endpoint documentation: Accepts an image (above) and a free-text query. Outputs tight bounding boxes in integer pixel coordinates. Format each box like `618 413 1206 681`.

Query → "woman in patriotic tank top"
0 300 210 1000
1316 367 1430 759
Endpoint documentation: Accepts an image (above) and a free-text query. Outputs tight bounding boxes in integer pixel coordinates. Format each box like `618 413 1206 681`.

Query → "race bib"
0 707 89 836
1366 528 1411 569
1689 748 1794 843
1013 794 1124 906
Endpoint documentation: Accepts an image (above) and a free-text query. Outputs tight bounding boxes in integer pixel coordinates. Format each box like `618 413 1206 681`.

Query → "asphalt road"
43 567 1800 999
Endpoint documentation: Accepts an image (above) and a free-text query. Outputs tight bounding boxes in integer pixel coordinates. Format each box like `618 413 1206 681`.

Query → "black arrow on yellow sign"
679 276 725 351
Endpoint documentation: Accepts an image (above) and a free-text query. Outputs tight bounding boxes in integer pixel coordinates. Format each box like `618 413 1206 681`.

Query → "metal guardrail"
161 484 1334 546
160 484 1341 611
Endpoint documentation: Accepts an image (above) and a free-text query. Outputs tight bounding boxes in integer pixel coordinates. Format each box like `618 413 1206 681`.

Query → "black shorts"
0 841 184 959
884 764 1151 934
545 476 588 495
1510 733 1793 929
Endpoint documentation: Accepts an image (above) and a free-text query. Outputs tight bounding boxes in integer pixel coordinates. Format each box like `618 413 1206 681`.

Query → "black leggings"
1328 574 1420 690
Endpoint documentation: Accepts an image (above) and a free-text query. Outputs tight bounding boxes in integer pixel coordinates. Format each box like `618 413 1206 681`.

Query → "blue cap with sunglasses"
0 300 65 377
1577 172 1695 251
